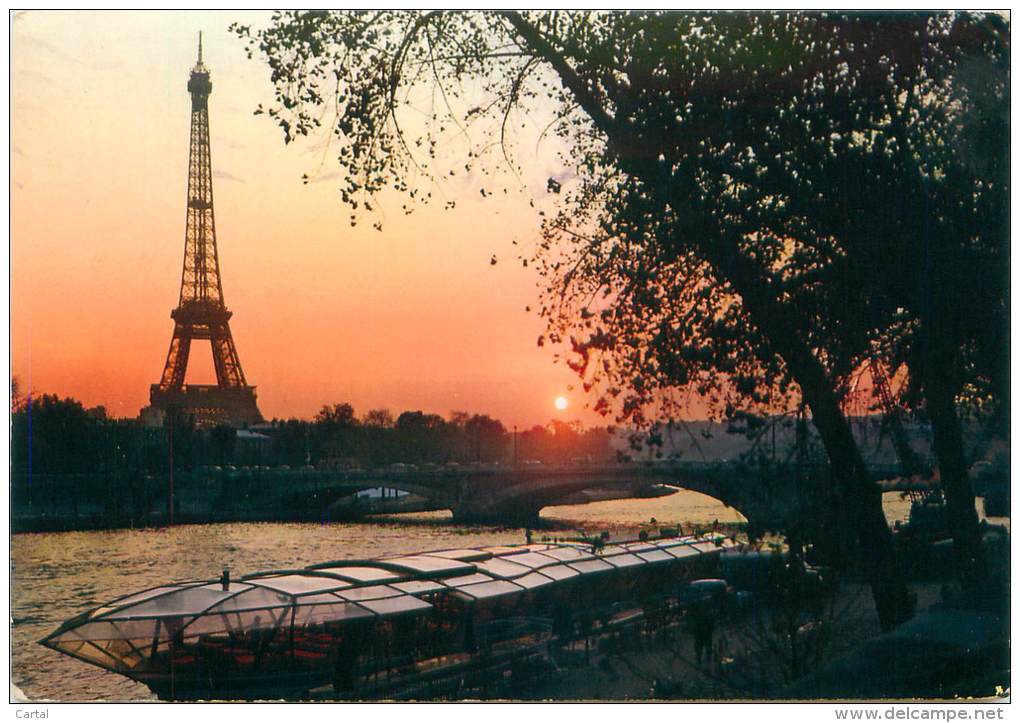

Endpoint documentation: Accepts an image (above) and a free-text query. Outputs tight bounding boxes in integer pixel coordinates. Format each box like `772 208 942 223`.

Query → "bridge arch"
451 468 766 527
305 479 454 516
259 465 788 530
538 483 750 523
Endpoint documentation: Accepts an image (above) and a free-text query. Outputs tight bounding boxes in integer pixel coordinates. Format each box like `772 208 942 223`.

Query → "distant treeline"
9 392 616 475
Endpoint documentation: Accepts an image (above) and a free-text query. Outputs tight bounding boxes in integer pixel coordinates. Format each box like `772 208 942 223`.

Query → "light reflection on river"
7 490 939 701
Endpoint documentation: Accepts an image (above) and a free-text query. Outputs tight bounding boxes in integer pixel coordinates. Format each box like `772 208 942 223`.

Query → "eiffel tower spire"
149 37 262 427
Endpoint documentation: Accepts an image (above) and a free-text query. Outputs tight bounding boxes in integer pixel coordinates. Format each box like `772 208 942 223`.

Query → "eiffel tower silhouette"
149 35 262 427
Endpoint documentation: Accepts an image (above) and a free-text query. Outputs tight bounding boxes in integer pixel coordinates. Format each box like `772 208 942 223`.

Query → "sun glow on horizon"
554 396 569 411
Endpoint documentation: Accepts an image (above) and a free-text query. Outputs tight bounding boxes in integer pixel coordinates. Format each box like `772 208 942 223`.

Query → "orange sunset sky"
9 10 624 428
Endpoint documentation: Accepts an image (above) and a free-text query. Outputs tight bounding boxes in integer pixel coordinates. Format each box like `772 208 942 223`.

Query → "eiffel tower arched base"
150 384 263 428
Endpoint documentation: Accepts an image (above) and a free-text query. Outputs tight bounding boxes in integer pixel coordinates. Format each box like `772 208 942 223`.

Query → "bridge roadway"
265 461 918 527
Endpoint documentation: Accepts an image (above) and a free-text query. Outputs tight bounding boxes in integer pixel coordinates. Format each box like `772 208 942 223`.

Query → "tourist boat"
41 533 739 700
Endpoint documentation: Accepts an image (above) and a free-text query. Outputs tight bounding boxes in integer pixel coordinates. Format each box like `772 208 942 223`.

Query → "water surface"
9 490 959 701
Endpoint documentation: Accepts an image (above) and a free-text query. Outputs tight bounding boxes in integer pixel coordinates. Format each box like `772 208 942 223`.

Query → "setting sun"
554 396 568 410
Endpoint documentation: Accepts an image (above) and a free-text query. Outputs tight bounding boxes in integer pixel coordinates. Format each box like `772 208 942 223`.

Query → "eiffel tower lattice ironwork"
150 35 262 427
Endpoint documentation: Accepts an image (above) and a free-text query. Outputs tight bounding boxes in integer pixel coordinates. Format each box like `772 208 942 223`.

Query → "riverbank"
521 531 1011 701
452 575 1007 701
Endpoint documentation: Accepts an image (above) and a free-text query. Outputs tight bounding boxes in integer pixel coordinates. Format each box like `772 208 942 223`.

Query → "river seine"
11 490 916 701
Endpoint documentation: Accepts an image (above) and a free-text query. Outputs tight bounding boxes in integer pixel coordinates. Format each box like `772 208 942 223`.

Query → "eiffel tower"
149 35 262 428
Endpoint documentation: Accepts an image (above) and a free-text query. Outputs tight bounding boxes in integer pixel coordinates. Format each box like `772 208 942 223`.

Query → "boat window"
514 572 554 589
428 549 492 561
357 595 432 616
391 579 446 595
47 638 123 671
313 566 402 583
48 618 162 644
250 575 351 596
184 605 291 637
103 584 252 619
539 564 580 581
453 580 523 600
635 549 673 564
602 553 646 568
474 558 532 579
443 573 494 588
293 600 375 627
384 555 475 574
337 585 403 602
568 559 614 575
232 607 292 633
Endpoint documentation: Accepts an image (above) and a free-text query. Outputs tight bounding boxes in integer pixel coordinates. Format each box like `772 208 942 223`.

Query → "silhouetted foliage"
232 10 1012 627
12 394 103 474
518 420 613 464
12 389 616 475
210 424 237 465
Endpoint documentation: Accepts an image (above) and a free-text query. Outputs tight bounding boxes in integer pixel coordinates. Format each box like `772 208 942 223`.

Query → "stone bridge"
11 462 918 532
267 461 912 528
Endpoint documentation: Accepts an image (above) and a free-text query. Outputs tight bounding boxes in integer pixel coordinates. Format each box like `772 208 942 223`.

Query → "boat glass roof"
338 584 403 602
205 586 292 612
106 585 188 610
295 592 347 604
603 553 646 568
515 571 554 589
474 558 533 579
358 595 433 616
481 545 522 555
501 552 557 569
568 559 614 575
666 545 702 559
429 549 492 561
251 575 352 595
391 579 446 595
315 566 402 583
384 555 475 574
454 580 524 601
103 584 252 619
293 600 375 626
539 564 581 581
541 546 594 562
690 542 722 553
443 572 495 588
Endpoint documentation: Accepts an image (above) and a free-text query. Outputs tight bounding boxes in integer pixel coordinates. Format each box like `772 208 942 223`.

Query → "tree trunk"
691 235 915 630
923 363 988 585
771 331 914 629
